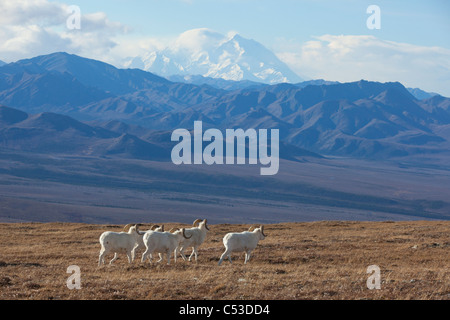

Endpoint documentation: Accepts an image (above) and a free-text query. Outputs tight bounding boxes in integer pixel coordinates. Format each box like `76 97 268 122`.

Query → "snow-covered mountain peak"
125 29 302 84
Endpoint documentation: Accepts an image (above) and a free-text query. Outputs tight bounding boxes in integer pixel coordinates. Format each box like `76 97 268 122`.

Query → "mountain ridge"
0 105 321 162
0 52 449 160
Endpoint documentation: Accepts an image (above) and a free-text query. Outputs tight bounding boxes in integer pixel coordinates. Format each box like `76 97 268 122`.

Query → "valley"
0 149 449 224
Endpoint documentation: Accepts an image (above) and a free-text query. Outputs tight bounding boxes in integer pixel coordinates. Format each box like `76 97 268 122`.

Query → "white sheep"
98 224 141 266
178 219 210 263
124 223 164 254
218 225 267 266
98 224 162 266
141 228 192 265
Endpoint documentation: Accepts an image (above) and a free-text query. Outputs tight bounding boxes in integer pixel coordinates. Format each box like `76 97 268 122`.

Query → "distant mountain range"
0 105 169 160
123 28 303 84
407 87 439 100
167 74 338 92
0 105 321 162
0 52 449 160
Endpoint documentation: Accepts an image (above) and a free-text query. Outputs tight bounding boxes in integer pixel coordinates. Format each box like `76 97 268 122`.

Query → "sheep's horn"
183 228 192 239
261 225 267 237
169 228 179 233
193 219 202 227
204 219 210 231
135 224 146 235
123 224 133 232
150 225 160 230
248 225 256 232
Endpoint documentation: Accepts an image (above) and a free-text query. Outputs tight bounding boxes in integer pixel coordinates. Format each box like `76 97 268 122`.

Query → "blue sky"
1 0 449 95
67 0 450 49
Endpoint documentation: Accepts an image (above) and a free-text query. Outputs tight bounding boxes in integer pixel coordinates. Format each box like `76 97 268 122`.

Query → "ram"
178 219 210 263
141 228 192 265
124 223 164 254
218 225 267 266
98 224 142 266
98 224 162 266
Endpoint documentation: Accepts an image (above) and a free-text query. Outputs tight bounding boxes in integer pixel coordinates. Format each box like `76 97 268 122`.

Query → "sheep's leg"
174 248 178 263
218 249 231 266
189 247 198 263
131 247 137 262
141 249 151 264
244 251 252 264
166 251 171 265
98 248 106 266
109 253 118 265
188 248 195 262
157 253 163 263
179 246 188 261
126 251 132 264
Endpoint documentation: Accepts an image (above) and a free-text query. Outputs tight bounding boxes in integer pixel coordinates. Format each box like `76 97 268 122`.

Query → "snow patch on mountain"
123 28 302 84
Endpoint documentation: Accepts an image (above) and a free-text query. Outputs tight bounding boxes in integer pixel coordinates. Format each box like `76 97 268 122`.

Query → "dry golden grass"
0 221 448 300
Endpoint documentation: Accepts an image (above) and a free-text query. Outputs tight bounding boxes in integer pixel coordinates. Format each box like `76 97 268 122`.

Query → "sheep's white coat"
218 226 266 266
141 229 191 265
98 225 141 266
132 225 164 256
178 219 210 262
98 224 162 266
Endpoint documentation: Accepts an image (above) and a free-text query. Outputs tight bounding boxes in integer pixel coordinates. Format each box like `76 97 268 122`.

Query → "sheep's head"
124 223 140 232
123 224 134 232
151 224 164 232
169 228 191 240
249 225 266 240
128 224 140 235
259 225 267 240
193 218 210 231
125 223 146 235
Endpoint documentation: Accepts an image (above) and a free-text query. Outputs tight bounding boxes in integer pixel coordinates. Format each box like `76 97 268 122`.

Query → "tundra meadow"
0 2 449 312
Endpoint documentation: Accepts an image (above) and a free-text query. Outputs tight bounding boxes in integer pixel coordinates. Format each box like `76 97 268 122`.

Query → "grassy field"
0 220 449 300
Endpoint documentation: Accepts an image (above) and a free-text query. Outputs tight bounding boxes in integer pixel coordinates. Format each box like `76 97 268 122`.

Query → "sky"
1 0 449 95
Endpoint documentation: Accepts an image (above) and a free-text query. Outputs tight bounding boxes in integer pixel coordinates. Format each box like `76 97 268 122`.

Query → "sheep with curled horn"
178 219 210 263
141 227 192 265
119 223 164 263
98 224 142 266
218 225 267 266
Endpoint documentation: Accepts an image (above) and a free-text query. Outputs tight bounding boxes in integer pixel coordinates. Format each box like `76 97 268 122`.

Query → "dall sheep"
98 224 162 266
141 228 192 265
98 224 141 266
123 223 164 254
178 219 210 263
218 225 267 266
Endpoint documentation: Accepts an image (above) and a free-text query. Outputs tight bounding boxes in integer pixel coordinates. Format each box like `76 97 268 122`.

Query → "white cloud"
0 0 174 69
0 25 71 59
2 1 448 96
0 0 66 25
0 0 129 63
172 28 226 53
275 35 450 96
